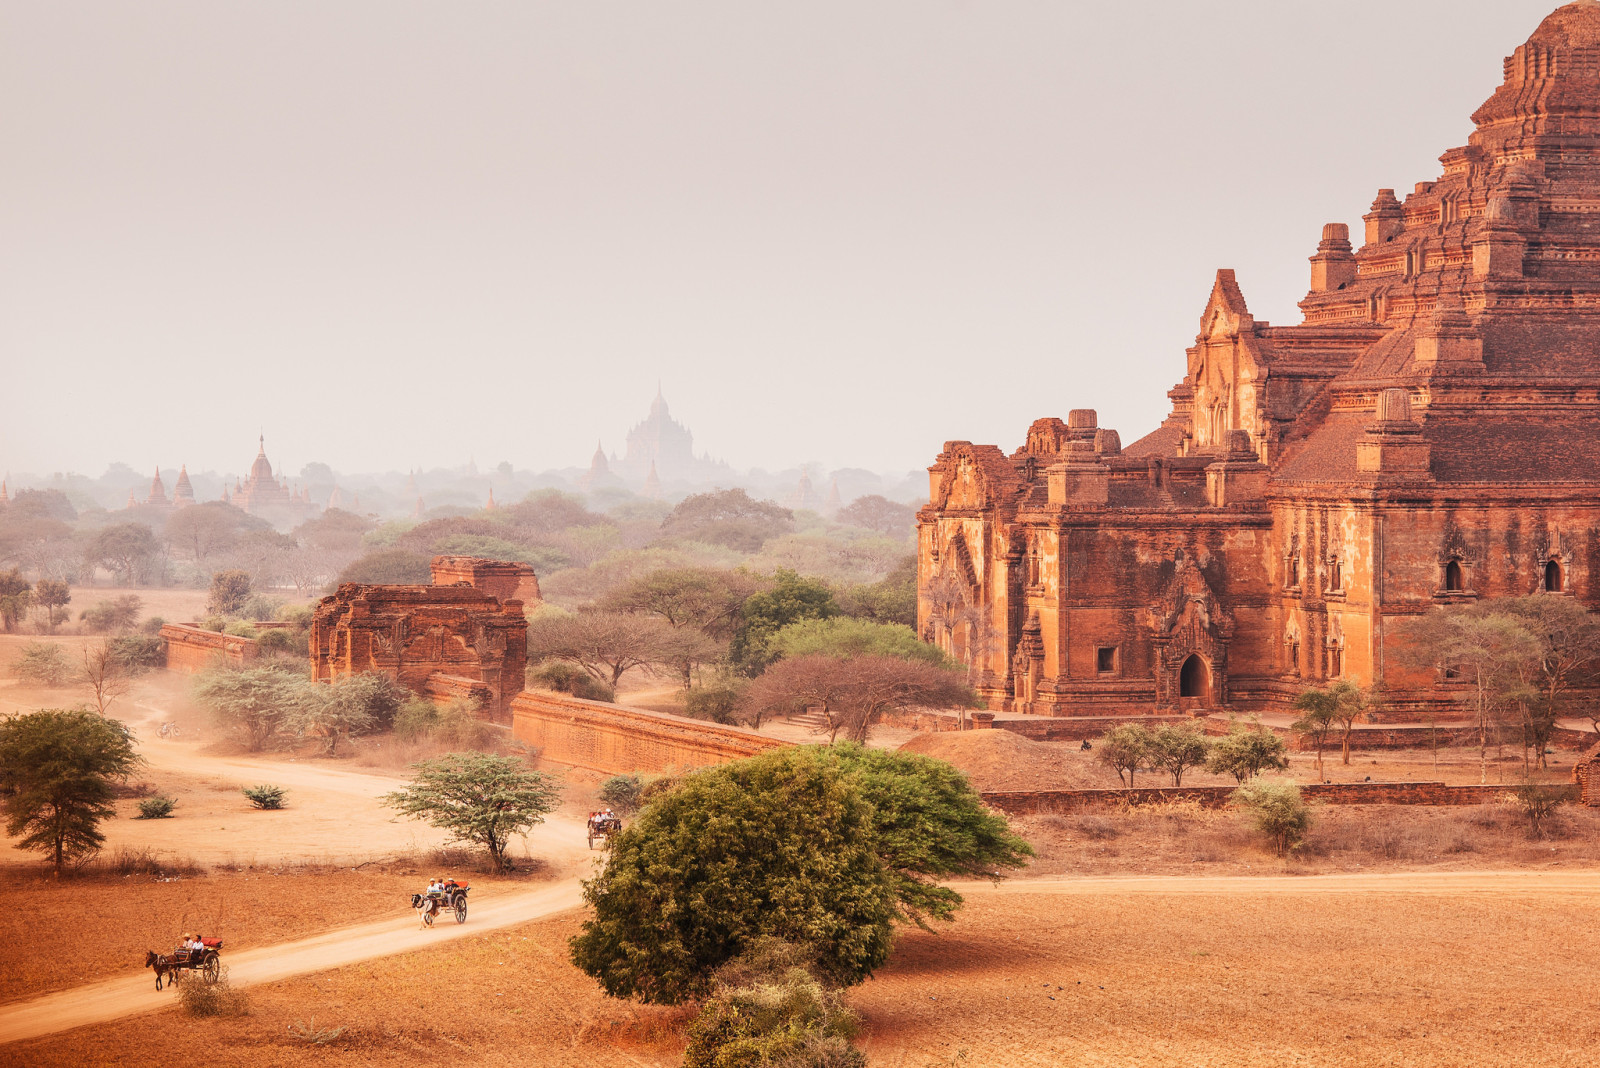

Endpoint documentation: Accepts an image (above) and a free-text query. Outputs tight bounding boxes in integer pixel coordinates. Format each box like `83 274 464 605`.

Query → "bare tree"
81 641 131 715
526 610 695 689
741 653 973 743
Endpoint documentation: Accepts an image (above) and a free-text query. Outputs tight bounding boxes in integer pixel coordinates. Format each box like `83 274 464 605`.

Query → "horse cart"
411 883 470 926
176 939 223 983
587 812 622 849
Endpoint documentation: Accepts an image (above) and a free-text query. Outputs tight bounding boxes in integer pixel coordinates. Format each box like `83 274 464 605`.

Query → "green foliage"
222 620 259 639
33 578 72 628
569 747 897 1004
829 744 1033 928
80 595 142 634
107 634 166 674
291 673 402 755
768 616 947 667
1143 723 1213 787
136 795 177 819
84 523 161 585
393 697 439 742
1205 722 1290 783
527 659 616 703
391 697 491 747
207 569 254 616
1290 687 1341 779
839 554 917 627
0 569 33 631
598 774 646 816
336 548 433 586
1231 778 1312 855
598 566 766 641
1095 723 1153 787
383 753 563 870
240 594 284 622
242 784 287 809
683 684 743 724
139 616 166 636
277 604 315 628
731 569 839 676
193 665 315 751
1507 781 1568 837
684 941 865 1068
0 707 140 871
660 489 795 552
14 641 75 686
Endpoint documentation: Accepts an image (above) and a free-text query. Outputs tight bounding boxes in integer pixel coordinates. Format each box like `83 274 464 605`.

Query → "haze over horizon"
0 0 1558 480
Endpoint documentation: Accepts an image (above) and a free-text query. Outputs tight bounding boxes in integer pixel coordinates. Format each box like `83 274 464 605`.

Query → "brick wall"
1575 743 1600 806
511 691 791 774
423 672 495 710
981 781 1579 815
160 623 258 674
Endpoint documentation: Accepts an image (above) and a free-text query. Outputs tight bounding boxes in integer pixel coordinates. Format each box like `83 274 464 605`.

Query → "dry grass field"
6 873 1595 1067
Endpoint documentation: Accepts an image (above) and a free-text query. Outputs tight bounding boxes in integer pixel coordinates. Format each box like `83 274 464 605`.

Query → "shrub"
1231 778 1312 855
1095 723 1153 787
240 594 284 622
207 570 254 617
222 621 259 639
13 641 74 686
242 784 286 810
108 635 167 674
683 684 741 725
392 697 491 748
139 616 167 636
136 796 177 819
1205 722 1290 783
178 965 250 1017
598 774 645 816
257 628 294 653
1507 782 1568 838
1145 723 1213 787
393 697 440 742
684 940 864 1068
527 660 615 703
286 1017 347 1045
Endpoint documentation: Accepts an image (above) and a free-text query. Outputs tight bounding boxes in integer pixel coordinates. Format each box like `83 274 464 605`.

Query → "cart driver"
187 934 206 955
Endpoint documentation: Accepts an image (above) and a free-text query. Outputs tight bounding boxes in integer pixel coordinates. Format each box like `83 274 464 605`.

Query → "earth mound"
898 729 1110 792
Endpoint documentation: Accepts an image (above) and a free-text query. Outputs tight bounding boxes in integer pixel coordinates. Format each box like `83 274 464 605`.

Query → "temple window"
1545 559 1564 593
1286 635 1300 675
1328 642 1342 678
1097 647 1118 674
1287 555 1300 588
1328 556 1343 592
1444 560 1464 592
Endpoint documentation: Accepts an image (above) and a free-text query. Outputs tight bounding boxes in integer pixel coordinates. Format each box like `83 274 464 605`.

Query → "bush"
1145 723 1212 787
242 784 286 810
393 697 439 742
1205 722 1290 783
140 616 167 636
392 697 490 748
1507 782 1568 838
108 635 166 674
222 621 259 639
598 775 645 816
683 685 742 725
13 642 74 686
257 628 294 653
337 549 433 586
684 940 864 1068
136 796 177 819
80 595 141 634
207 570 254 617
178 965 250 1017
527 660 615 703
240 595 284 622
1231 778 1312 855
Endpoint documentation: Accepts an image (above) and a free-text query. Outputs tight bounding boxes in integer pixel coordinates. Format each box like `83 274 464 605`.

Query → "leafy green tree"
14 641 75 686
33 578 71 629
292 674 401 754
1205 722 1290 783
597 774 645 816
1144 723 1212 786
0 569 32 632
1326 680 1375 766
335 548 433 586
0 707 140 872
767 617 948 667
207 569 254 616
839 554 917 627
569 747 897 1003
1289 688 1340 781
80 594 142 634
829 744 1032 928
1095 723 1153 787
1231 778 1312 855
660 489 794 552
383 753 563 871
193 665 313 751
84 523 161 585
598 566 766 641
526 660 616 703
836 495 917 540
731 569 839 675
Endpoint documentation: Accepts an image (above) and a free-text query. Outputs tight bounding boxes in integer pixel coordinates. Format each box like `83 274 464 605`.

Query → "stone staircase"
787 708 832 733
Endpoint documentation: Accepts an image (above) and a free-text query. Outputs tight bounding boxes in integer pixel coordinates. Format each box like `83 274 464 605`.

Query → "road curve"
0 878 584 1046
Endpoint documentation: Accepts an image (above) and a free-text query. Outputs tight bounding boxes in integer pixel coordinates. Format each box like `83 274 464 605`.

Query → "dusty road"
0 877 585 1046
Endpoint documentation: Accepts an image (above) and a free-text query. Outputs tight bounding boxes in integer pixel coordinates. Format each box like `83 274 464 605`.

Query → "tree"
731 569 839 676
836 495 917 539
81 641 131 714
84 523 161 585
207 569 254 617
1144 723 1212 786
569 747 898 1003
164 502 259 564
1493 595 1600 770
660 489 794 552
741 654 973 742
335 548 433 586
79 594 142 634
1398 609 1542 783
0 708 140 872
14 642 75 686
383 753 562 871
828 744 1032 928
0 569 31 632
739 654 853 732
767 617 949 667
1290 687 1340 781
1231 778 1312 856
292 508 375 554
839 554 917 627
292 674 401 755
1205 722 1290 783
526 609 696 688
33 579 70 629
193 665 312 751
598 566 766 641
1096 723 1152 787
1327 680 1374 765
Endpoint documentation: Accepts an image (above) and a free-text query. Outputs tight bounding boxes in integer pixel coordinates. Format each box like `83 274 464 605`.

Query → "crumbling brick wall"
980 781 1577 815
161 623 258 674
1575 743 1600 806
512 690 789 774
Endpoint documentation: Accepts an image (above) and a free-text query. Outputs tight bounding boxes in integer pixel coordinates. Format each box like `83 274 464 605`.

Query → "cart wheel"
203 956 220 984
423 906 435 927
455 900 468 924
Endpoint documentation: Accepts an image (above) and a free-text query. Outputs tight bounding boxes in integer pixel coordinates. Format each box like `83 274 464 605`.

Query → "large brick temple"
918 2 1600 720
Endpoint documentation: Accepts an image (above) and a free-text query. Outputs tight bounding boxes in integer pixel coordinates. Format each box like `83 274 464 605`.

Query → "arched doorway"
1179 654 1210 705
1545 560 1564 593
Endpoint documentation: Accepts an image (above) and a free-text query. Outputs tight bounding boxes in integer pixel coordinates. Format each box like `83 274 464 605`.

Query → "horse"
144 950 179 991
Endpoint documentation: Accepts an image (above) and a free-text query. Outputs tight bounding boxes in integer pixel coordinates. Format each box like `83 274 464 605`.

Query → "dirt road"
0 877 585 1046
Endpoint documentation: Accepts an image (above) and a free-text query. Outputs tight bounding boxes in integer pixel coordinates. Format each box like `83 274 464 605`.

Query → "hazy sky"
0 1 1561 481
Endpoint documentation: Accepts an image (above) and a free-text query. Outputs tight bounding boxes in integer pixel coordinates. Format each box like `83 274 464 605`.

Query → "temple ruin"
919 3 1600 722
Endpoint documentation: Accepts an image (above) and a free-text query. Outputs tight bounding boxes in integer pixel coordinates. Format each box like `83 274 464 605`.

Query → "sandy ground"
6 869 1597 1065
